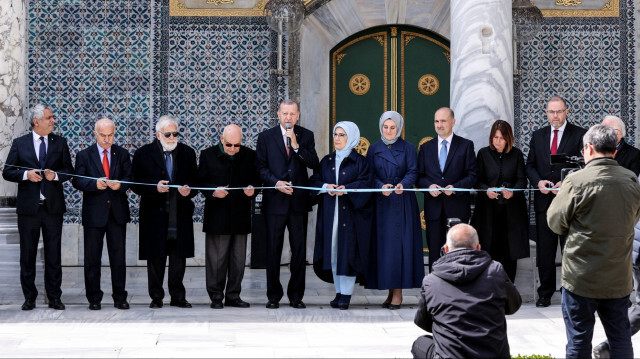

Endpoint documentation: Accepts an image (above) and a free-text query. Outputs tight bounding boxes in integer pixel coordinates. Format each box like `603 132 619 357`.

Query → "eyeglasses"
546 109 567 115
580 144 588 156
163 132 179 138
333 132 347 138
224 143 241 148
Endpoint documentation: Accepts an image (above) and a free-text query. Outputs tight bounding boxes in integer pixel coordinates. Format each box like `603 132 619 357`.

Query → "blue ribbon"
2 164 551 193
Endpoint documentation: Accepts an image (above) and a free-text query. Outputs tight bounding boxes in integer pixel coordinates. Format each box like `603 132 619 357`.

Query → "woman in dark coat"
310 121 372 310
367 111 424 309
470 120 529 282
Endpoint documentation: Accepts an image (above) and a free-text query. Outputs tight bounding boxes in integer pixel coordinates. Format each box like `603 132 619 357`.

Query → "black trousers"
265 212 307 302
17 205 63 301
535 211 566 298
426 214 469 271
83 210 127 304
205 233 247 301
147 254 186 301
411 335 436 359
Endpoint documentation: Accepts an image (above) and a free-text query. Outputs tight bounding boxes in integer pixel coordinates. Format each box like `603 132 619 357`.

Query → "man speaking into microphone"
256 99 319 309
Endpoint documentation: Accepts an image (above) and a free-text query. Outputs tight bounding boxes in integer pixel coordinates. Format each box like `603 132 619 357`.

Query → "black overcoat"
197 144 260 235
471 147 529 260
309 151 372 281
131 140 197 260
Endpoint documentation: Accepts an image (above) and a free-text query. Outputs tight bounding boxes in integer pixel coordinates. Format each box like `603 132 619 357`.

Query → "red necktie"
284 135 290 156
102 149 110 179
551 129 558 155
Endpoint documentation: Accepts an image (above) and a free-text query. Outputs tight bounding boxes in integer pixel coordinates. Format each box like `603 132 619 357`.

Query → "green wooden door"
330 25 451 255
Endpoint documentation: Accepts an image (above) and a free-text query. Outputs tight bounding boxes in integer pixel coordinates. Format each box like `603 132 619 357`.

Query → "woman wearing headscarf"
367 111 424 309
310 121 372 310
470 120 529 282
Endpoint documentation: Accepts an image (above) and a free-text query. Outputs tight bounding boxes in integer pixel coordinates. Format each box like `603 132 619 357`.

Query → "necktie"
284 135 290 156
165 151 172 181
102 149 110 179
551 129 559 155
39 137 46 195
439 140 448 172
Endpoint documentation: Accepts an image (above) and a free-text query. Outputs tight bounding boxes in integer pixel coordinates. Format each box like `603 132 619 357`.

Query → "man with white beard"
132 115 198 309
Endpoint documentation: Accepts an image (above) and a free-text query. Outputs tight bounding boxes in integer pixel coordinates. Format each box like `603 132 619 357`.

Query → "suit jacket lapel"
43 135 57 168
374 144 399 167
543 127 552 154
272 126 288 158
110 147 118 179
25 135 39 168
557 122 573 154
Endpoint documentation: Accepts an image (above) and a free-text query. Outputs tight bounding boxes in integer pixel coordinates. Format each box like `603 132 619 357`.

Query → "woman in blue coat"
310 121 372 310
367 111 424 309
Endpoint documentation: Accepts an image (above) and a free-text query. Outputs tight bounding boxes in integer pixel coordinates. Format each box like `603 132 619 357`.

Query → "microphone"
285 123 291 148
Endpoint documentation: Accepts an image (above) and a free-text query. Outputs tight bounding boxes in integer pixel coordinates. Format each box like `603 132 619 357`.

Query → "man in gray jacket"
411 224 521 359
548 124 640 358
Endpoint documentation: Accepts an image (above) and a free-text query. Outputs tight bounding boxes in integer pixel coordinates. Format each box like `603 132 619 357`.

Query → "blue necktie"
439 139 447 172
165 151 172 181
39 137 46 195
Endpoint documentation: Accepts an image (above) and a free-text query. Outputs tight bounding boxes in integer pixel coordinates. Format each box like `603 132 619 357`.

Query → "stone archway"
299 0 451 157
298 0 451 260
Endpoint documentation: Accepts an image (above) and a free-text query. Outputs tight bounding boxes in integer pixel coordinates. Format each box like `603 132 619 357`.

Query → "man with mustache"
132 115 198 309
72 118 132 310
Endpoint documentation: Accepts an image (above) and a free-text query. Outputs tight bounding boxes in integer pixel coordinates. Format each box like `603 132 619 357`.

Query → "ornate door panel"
330 25 451 256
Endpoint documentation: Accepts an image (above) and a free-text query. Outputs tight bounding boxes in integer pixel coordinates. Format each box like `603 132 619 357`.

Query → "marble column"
0 0 28 201
450 0 513 150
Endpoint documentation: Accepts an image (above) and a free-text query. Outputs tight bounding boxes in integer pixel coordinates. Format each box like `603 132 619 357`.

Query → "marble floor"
0 255 637 358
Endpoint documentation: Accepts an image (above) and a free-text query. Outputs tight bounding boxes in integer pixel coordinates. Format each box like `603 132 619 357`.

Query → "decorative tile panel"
28 0 286 223
515 0 635 158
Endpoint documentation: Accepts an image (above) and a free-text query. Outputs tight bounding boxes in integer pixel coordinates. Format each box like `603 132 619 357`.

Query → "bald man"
197 124 260 309
412 224 521 358
602 115 640 176
72 118 133 310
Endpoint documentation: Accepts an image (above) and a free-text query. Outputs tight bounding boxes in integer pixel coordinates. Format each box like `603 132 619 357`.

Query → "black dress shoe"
225 298 250 308
89 303 101 310
330 293 341 309
114 300 130 310
48 299 65 310
210 299 223 309
169 298 192 308
289 300 306 309
389 303 402 310
266 300 279 309
149 299 163 308
338 294 351 310
21 299 36 311
536 296 551 307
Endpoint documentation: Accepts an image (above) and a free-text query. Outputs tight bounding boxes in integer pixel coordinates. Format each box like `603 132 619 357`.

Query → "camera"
550 154 585 181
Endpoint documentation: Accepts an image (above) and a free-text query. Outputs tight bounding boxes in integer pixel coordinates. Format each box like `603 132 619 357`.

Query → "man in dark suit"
72 118 132 310
417 107 477 270
197 124 259 309
602 115 640 176
526 96 587 307
2 104 73 311
132 115 198 309
256 99 319 309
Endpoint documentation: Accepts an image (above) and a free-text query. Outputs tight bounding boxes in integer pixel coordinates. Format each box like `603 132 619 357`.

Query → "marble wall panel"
0 0 28 198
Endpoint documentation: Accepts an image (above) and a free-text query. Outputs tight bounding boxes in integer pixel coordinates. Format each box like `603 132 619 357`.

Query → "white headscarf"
379 111 404 145
333 121 360 170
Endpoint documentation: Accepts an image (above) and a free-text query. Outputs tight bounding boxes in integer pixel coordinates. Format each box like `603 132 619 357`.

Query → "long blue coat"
367 138 424 289
310 151 373 282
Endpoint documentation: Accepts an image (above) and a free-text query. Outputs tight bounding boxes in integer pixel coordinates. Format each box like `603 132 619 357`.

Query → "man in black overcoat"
602 115 640 176
197 124 259 309
525 96 586 307
2 104 73 311
132 115 198 309
255 99 319 309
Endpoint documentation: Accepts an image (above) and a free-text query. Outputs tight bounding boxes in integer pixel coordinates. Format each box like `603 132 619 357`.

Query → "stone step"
0 243 20 263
